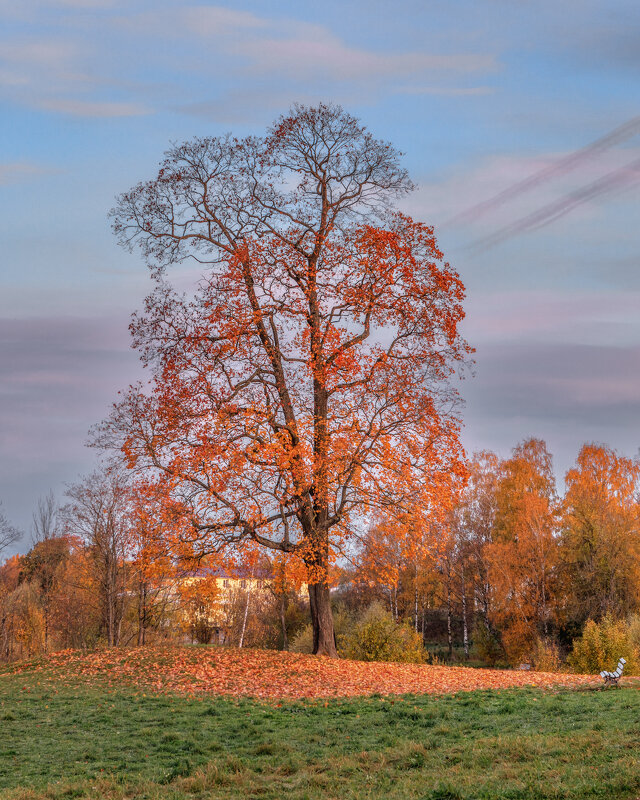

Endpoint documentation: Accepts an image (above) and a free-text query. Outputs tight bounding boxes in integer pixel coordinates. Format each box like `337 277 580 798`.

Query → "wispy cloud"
233 36 495 81
0 6 498 119
0 32 155 117
0 0 117 8
45 0 120 7
180 6 268 35
447 116 640 228
38 97 151 117
0 38 81 84
120 6 497 83
0 36 102 114
408 123 640 259
400 86 495 96
0 162 57 184
470 157 640 251
179 89 342 124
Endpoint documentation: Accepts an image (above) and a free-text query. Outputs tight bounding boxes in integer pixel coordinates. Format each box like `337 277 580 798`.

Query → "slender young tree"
456 452 500 626
64 469 131 646
127 484 178 646
355 517 405 620
23 491 65 651
264 552 306 651
20 535 70 651
31 491 60 544
96 104 470 655
0 503 20 559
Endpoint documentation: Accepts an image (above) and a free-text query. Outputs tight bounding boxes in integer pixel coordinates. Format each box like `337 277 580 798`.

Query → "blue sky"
1 0 639 549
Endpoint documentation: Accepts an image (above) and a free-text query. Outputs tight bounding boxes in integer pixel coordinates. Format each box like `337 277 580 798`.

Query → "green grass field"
2 665 640 799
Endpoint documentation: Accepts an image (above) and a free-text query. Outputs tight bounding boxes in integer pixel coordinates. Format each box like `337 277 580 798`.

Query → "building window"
240 579 247 589
223 579 229 588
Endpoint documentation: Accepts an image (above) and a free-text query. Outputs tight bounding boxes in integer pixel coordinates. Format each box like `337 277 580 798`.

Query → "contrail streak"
444 116 640 229
469 156 640 252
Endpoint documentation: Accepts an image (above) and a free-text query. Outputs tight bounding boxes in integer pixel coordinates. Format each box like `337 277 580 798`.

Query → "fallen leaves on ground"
0 646 606 700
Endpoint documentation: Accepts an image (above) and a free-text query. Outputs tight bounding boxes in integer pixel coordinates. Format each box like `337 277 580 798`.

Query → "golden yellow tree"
561 443 640 626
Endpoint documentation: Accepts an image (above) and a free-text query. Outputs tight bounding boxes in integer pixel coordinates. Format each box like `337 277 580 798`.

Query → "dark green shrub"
472 619 504 666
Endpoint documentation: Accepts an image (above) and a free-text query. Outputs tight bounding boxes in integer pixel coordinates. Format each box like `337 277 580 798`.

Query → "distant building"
175 565 306 644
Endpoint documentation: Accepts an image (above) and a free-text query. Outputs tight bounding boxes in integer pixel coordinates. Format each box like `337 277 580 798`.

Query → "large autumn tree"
97 104 470 656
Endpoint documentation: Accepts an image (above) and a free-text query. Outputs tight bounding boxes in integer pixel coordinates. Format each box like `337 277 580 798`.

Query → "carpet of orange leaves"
3 647 603 700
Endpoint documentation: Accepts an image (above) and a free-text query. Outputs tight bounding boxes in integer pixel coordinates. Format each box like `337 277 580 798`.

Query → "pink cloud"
466 289 640 346
0 162 57 185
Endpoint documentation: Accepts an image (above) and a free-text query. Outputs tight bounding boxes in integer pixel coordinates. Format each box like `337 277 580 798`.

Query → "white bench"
600 657 626 686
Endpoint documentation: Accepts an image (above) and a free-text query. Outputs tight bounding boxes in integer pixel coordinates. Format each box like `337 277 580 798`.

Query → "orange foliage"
48 543 101 649
354 509 447 622
486 439 559 663
357 518 405 599
9 646 600 700
0 554 22 595
175 572 220 643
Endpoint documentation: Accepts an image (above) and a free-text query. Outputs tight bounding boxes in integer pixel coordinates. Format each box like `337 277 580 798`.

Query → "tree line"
3 435 640 671
0 472 307 661
341 437 640 669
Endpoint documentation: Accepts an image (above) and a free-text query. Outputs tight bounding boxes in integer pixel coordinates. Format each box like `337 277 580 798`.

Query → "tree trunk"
483 582 490 627
540 566 549 636
414 561 419 633
279 592 288 651
304 520 337 656
137 581 147 646
461 562 469 659
308 581 337 656
446 562 453 659
107 576 115 647
239 587 251 648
